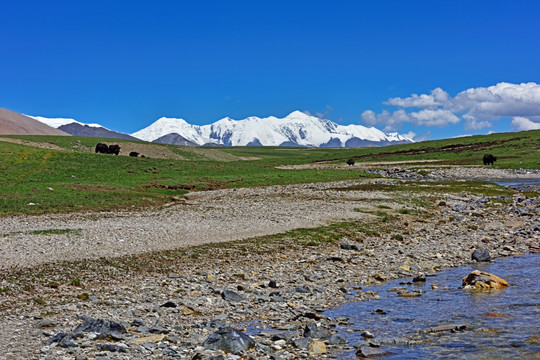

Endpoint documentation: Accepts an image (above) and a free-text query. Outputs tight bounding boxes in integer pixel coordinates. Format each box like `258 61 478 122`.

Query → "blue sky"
1 1 539 140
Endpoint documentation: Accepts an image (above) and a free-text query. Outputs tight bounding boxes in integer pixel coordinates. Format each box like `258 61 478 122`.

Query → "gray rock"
161 301 177 308
58 337 78 348
96 343 128 353
203 327 255 355
149 325 170 334
270 295 285 302
292 337 310 349
369 337 414 346
37 319 56 328
71 318 126 339
221 289 247 302
471 249 491 262
356 345 390 358
137 325 150 333
303 322 331 340
340 244 363 251
45 332 67 345
328 333 348 345
326 256 345 262
131 319 145 327
291 285 311 294
428 324 467 333
162 348 177 356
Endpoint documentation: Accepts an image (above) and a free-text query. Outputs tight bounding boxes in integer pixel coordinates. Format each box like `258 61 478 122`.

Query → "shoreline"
0 168 538 359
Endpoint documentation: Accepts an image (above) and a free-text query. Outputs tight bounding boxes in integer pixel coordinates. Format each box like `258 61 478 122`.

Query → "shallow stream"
325 253 540 359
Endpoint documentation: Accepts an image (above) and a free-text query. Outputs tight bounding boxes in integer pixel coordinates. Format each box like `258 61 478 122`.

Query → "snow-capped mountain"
29 115 106 129
132 111 413 147
30 115 139 140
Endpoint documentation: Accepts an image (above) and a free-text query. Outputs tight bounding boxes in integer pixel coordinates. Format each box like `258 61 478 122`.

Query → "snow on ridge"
29 115 108 130
132 117 208 144
131 111 414 146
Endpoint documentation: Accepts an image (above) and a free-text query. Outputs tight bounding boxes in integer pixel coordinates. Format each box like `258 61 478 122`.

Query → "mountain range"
131 111 413 147
2 108 413 147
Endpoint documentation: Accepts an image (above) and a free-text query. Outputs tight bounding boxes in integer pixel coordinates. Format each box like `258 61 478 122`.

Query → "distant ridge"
57 123 140 140
153 133 199 147
133 111 413 147
27 109 414 147
0 108 69 136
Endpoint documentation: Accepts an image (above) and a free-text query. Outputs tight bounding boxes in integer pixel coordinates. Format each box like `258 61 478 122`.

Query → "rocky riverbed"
0 167 538 359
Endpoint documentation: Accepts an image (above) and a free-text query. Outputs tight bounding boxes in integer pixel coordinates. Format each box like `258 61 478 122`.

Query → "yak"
129 152 139 157
107 144 121 155
347 158 355 166
95 143 121 155
483 154 497 166
95 143 108 154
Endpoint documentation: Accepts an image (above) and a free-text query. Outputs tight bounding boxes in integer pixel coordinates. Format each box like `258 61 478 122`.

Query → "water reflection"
325 253 540 359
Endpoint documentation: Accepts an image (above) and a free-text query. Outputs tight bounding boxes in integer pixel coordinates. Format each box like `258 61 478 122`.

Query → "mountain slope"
133 110 413 147
0 108 70 136
30 115 138 140
57 123 140 140
153 133 199 147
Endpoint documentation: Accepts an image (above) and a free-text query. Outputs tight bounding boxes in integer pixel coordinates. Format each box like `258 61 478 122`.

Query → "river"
325 253 540 359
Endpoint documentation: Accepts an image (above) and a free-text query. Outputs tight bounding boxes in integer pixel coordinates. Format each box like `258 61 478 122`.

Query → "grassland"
0 129 538 215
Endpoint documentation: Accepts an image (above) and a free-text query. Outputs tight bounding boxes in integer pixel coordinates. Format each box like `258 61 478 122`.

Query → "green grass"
29 229 81 236
0 130 537 215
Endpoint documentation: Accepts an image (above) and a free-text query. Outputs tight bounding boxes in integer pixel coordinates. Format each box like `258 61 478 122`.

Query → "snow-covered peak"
29 115 107 129
132 117 207 144
132 110 414 147
285 110 320 121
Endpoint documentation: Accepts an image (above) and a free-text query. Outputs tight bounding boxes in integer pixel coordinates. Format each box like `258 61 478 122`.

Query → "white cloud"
402 131 416 141
362 82 540 132
409 109 460 127
511 116 540 131
463 114 492 131
453 82 540 118
361 108 459 131
385 87 451 108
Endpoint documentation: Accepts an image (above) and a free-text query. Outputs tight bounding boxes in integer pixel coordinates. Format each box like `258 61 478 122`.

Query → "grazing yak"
347 158 355 166
129 152 139 157
95 143 121 155
95 143 108 154
107 144 121 155
483 154 497 166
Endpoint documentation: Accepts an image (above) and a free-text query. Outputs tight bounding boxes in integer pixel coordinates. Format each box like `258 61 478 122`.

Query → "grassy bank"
0 130 538 215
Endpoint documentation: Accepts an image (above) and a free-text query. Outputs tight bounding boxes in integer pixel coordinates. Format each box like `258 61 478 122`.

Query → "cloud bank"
361 82 540 133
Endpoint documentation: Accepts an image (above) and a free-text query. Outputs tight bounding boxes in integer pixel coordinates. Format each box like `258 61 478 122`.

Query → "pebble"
0 168 538 359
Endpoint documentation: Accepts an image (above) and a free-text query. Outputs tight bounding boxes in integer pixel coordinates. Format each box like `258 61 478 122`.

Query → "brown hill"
0 108 70 136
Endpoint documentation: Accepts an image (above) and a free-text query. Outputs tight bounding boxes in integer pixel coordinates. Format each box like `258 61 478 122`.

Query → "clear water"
494 178 540 192
325 253 540 359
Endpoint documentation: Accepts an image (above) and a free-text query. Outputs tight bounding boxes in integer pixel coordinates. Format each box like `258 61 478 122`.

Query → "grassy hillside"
0 130 538 215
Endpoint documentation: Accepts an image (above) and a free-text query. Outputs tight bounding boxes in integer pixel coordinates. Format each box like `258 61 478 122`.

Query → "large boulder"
203 327 255 355
471 249 491 262
462 270 508 290
71 317 127 339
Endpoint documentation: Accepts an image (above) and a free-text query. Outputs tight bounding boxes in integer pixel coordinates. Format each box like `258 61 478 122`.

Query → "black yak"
95 143 108 154
107 144 121 155
347 158 355 166
129 152 139 157
483 154 497 166
95 143 120 155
